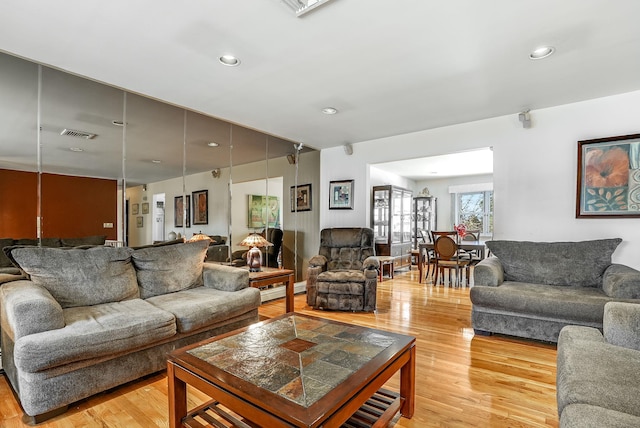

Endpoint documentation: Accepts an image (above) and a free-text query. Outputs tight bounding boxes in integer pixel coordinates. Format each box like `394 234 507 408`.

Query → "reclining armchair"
306 227 379 311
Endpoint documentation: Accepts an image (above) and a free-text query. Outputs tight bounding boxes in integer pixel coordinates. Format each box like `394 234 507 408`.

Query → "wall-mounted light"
518 110 531 129
211 168 221 178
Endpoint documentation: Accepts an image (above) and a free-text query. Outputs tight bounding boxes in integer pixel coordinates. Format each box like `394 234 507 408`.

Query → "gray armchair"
306 228 379 311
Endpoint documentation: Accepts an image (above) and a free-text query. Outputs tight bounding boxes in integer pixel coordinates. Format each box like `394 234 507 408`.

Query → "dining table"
417 240 488 283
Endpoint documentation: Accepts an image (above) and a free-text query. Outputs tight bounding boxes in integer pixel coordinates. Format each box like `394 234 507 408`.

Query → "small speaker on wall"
343 143 353 155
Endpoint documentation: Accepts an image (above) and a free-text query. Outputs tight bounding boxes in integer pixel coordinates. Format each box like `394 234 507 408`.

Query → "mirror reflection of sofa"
204 235 230 263
0 235 107 280
231 228 283 268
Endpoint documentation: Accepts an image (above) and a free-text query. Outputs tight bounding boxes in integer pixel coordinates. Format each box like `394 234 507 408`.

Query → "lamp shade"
239 233 272 248
189 233 213 243
239 233 272 272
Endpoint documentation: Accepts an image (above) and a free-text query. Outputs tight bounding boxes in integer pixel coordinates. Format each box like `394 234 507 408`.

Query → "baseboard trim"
259 281 306 303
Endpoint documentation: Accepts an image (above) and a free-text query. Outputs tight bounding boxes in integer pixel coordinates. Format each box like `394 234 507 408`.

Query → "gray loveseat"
557 302 640 427
470 239 640 342
0 240 260 423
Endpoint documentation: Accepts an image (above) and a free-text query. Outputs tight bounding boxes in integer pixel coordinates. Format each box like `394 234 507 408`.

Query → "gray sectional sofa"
557 302 640 427
0 240 261 423
470 239 640 342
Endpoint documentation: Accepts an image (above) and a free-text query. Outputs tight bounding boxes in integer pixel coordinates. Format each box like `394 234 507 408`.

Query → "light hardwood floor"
0 269 559 427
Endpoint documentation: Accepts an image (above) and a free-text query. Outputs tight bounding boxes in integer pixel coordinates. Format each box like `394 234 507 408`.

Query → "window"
455 191 493 235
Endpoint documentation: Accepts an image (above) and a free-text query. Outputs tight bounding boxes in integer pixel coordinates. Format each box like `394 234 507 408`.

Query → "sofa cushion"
556 330 640 418
132 240 209 299
60 235 106 247
485 239 622 287
6 246 139 308
470 282 612 323
13 299 176 373
560 404 640 428
145 286 260 333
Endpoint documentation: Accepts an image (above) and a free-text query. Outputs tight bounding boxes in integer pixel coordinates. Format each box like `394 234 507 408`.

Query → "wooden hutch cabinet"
371 185 413 269
413 195 437 248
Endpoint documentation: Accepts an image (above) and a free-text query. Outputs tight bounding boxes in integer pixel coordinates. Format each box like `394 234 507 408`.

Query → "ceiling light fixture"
322 107 338 115
69 147 83 152
151 160 162 164
281 0 335 17
111 120 125 127
529 46 555 60
219 55 240 67
207 141 219 147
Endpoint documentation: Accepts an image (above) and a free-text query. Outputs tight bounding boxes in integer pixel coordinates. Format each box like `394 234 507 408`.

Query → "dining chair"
431 231 471 287
418 242 436 283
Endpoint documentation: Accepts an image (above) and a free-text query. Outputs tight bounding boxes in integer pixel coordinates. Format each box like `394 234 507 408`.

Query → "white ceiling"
374 148 494 181
1 1 640 173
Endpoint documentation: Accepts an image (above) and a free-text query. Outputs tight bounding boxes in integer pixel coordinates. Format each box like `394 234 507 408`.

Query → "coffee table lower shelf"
182 388 401 428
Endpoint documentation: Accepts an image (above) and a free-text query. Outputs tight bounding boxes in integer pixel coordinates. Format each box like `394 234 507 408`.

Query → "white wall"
320 90 640 269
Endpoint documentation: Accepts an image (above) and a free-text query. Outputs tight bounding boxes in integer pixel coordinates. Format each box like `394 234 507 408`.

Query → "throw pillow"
132 240 209 299
7 246 138 308
485 238 622 287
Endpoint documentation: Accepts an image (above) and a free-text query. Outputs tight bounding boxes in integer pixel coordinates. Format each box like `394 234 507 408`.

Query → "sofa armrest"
363 256 380 271
1 280 64 340
603 301 640 351
602 264 640 299
202 263 249 292
473 257 504 286
309 255 327 268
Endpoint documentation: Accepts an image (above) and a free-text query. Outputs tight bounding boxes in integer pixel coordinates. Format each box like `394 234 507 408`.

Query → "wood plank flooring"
0 269 559 427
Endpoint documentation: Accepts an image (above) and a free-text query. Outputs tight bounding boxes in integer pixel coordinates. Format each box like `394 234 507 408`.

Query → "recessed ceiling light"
69 147 83 152
529 46 555 60
151 160 162 164
111 120 125 127
322 107 338 115
207 142 219 147
219 55 240 67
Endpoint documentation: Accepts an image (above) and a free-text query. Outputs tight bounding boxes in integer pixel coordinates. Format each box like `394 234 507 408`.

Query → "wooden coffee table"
167 313 416 428
247 267 295 313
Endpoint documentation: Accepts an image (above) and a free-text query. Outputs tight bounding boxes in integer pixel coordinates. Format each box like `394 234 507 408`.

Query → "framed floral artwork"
576 133 640 218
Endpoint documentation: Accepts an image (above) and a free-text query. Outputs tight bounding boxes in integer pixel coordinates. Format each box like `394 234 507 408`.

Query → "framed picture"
141 202 149 215
192 190 208 225
329 180 354 209
576 133 640 218
136 216 143 228
131 203 139 215
174 195 191 227
248 194 280 228
290 183 312 212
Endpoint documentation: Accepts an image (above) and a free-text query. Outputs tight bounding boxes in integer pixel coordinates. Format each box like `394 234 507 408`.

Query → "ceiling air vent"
60 128 97 139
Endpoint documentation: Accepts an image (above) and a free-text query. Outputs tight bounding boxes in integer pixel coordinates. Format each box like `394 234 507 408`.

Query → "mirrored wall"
0 51 318 278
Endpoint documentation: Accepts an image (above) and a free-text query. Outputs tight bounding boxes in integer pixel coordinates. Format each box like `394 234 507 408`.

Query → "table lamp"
189 232 213 244
239 233 273 272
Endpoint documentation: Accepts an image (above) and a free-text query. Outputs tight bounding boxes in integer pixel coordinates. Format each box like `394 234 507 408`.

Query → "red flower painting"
584 147 629 188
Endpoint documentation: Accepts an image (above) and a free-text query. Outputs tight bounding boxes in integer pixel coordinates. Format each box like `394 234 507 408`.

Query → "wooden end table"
167 312 416 428
376 256 396 281
247 267 295 313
